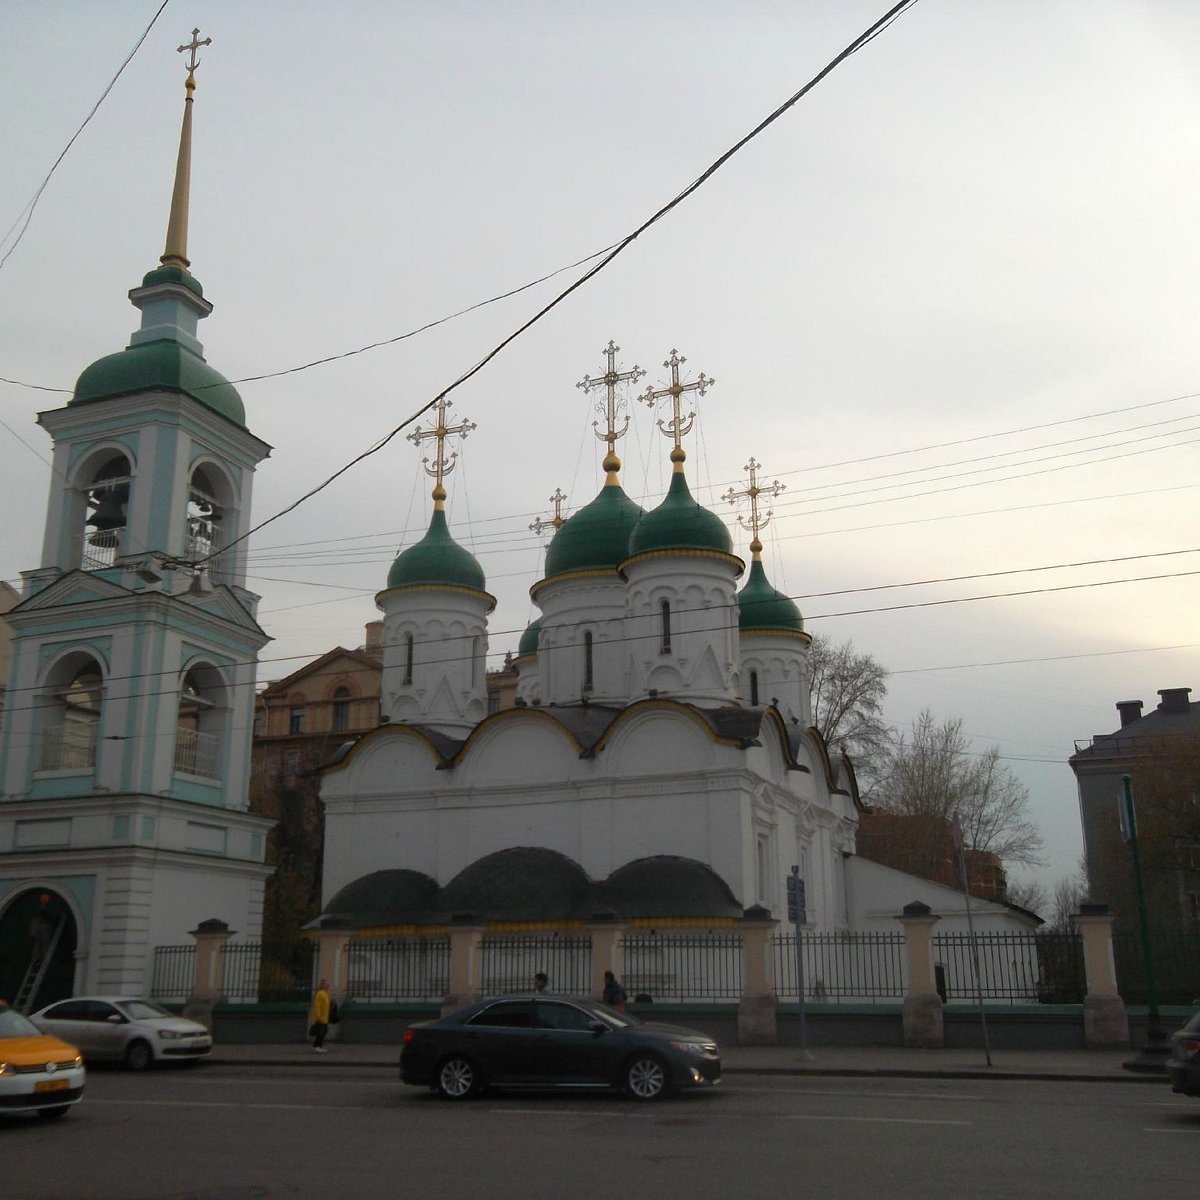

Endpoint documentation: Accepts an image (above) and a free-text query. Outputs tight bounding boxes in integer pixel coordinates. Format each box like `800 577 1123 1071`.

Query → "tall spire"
576 340 645 484
638 348 714 472
723 457 785 560
161 28 212 270
407 396 477 511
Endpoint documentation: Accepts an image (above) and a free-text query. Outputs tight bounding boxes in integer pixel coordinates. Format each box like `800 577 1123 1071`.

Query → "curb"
206 1054 1164 1084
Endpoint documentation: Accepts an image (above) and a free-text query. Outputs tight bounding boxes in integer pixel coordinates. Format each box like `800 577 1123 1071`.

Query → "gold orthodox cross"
639 348 714 464
407 397 477 505
577 341 645 472
178 28 212 76
722 458 785 557
530 488 568 537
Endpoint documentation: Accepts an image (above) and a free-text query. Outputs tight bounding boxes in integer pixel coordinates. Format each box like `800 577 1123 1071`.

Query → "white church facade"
318 351 864 935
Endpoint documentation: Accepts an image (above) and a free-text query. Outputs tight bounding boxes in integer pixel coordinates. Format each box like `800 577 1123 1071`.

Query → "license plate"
35 1079 69 1093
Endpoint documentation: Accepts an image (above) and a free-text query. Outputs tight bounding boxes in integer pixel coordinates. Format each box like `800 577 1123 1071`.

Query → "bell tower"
0 30 274 1006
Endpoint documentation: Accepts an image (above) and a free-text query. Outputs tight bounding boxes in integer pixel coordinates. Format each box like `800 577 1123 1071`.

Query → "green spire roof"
72 337 245 426
387 507 486 591
518 617 542 657
544 482 644 577
737 559 803 633
627 470 733 558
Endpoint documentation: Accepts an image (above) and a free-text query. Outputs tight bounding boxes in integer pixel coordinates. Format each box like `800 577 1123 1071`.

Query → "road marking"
784 1114 971 1127
487 1108 628 1117
1141 1127 1200 1134
735 1086 983 1102
100 1099 366 1112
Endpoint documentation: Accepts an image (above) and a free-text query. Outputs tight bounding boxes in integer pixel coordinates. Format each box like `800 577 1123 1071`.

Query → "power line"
184 0 922 567
0 1 173 271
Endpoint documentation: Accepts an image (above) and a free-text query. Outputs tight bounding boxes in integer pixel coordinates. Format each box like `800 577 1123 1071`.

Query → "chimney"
1157 687 1192 715
1115 699 1143 727
364 620 383 651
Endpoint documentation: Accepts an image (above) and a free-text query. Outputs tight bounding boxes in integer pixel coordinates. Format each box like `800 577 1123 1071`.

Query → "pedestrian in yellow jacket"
309 979 331 1053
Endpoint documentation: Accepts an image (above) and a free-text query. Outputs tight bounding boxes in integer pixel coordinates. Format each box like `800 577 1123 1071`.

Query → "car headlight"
158 1029 186 1040
71 1055 84 1069
0 1062 13 1077
670 1040 709 1054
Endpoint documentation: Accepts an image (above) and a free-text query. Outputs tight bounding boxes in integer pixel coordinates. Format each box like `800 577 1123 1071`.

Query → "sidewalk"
207 1040 1163 1083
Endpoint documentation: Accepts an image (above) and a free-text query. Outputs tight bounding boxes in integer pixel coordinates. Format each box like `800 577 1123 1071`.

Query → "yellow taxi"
0 1000 85 1120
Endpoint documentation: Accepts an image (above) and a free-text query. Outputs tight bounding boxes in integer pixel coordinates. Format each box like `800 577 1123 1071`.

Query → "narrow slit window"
583 631 594 692
659 600 672 654
404 634 414 685
750 670 759 706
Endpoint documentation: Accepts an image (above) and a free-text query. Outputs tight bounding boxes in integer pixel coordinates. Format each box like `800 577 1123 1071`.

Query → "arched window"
38 654 103 772
659 600 672 654
583 631 594 692
332 687 351 732
403 634 414 686
186 465 230 585
176 664 226 779
79 454 131 572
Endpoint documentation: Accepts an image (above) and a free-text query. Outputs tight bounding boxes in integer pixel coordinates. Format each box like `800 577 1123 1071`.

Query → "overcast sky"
3 1 1199 904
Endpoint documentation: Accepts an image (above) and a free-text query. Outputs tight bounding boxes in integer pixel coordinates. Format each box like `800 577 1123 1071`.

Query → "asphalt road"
5 1064 1198 1200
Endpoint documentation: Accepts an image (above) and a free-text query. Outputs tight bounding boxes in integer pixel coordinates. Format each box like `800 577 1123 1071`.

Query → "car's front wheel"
624 1053 671 1101
124 1039 153 1071
435 1056 479 1100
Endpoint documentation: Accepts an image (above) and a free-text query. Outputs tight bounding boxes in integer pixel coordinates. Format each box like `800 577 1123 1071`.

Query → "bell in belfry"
86 486 127 547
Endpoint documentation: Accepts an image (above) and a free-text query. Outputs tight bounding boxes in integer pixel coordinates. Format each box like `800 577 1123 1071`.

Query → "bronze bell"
86 488 126 532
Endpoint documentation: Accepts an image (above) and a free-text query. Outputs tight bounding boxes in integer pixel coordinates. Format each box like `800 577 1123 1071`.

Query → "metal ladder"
13 912 66 1014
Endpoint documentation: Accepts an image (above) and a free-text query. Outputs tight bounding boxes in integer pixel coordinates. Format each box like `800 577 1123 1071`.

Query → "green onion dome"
518 617 542 657
544 482 645 577
627 470 733 557
72 339 245 427
386 508 486 591
737 559 803 633
71 266 244 426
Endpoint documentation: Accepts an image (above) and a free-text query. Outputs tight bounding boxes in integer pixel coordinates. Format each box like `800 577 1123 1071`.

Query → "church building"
318 346 864 933
0 38 273 1008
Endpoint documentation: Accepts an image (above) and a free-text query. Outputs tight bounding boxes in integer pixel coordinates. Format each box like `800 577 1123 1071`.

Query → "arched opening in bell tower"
76 452 132 572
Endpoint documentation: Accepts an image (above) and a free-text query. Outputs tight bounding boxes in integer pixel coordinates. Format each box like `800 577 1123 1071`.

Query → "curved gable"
319 723 446 795
452 708 585 785
595 699 730 774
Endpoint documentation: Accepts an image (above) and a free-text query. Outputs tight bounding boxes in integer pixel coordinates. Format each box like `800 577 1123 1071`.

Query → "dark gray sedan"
401 995 721 1101
1167 1010 1200 1098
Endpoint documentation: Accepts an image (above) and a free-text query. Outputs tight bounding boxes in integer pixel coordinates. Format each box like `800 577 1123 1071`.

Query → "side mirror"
106 1014 124 1024
588 1021 608 1036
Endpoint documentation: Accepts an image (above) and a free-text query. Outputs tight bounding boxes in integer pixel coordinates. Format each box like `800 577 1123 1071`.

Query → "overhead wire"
0 0 173 271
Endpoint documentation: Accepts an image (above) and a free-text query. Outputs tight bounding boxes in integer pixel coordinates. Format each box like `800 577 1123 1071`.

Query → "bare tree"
880 709 1045 869
1005 876 1048 917
809 633 891 798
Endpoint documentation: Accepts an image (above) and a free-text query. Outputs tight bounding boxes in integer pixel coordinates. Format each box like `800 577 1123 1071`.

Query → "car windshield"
587 1000 640 1028
0 1006 41 1038
119 1000 171 1020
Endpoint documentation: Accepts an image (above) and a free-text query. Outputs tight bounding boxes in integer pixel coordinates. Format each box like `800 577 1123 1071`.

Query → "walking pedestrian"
533 971 548 993
309 978 331 1052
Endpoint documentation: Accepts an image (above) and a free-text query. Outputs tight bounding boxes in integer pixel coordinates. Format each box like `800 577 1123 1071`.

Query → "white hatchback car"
31 997 212 1070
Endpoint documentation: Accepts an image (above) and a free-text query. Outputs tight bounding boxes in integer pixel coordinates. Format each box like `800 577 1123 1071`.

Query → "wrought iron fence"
773 931 907 1002
150 944 196 1002
222 940 317 1003
932 932 1083 1004
1113 929 1200 1006
623 932 743 1002
480 933 591 995
345 936 450 1001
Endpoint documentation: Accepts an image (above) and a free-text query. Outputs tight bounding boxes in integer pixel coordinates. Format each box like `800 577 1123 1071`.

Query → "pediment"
179 585 268 637
12 569 130 612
